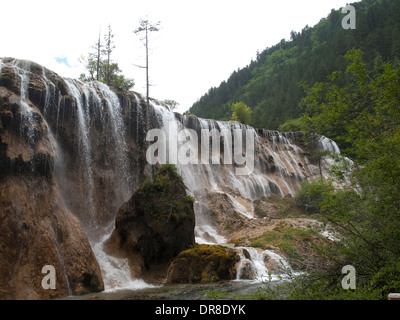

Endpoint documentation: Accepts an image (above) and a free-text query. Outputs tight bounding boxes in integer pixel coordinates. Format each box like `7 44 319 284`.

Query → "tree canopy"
189 0 400 130
79 25 134 90
274 49 400 300
231 101 252 125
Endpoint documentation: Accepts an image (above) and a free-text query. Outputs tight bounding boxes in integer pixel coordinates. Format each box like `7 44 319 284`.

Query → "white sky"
1 0 358 113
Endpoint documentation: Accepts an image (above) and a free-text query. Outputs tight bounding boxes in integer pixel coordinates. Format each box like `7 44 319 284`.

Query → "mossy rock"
114 164 195 268
167 244 239 283
135 163 195 231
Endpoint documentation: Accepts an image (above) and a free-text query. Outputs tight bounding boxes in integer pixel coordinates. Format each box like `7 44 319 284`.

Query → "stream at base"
61 280 281 300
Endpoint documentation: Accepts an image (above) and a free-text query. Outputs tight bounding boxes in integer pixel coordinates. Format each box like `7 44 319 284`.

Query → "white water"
319 136 340 154
236 247 295 282
2 59 340 290
148 103 310 282
91 229 157 292
11 60 36 153
65 79 96 220
95 82 132 192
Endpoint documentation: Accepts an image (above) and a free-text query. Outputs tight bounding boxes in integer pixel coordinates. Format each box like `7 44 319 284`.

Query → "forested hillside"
188 0 400 130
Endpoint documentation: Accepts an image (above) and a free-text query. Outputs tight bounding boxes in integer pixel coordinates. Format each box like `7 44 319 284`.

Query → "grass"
250 225 323 270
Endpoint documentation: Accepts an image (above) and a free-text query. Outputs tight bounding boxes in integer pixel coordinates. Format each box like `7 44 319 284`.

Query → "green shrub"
294 180 334 214
278 118 306 132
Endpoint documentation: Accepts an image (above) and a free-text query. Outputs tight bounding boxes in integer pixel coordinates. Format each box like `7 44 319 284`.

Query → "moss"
135 164 195 231
250 225 325 270
169 244 237 283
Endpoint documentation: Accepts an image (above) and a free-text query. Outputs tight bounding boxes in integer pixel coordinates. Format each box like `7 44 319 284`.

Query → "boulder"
166 244 239 283
106 164 195 281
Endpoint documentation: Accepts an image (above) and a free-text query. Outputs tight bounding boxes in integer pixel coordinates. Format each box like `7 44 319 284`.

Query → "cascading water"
91 225 157 291
0 58 339 293
148 104 307 281
95 81 132 192
65 79 96 220
236 247 295 282
12 59 35 154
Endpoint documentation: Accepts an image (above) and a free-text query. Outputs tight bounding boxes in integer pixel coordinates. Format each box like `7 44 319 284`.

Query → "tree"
79 26 134 90
133 19 160 107
231 102 252 125
163 99 179 111
294 49 400 298
102 24 116 85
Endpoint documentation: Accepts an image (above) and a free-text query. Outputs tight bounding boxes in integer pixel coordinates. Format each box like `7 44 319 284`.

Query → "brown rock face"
0 176 104 299
0 58 104 299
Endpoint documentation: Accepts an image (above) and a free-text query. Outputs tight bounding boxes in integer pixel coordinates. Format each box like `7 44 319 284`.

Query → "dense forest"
188 0 400 130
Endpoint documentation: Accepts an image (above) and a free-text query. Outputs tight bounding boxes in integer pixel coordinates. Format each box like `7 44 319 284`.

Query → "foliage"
278 118 306 132
231 101 252 125
227 48 400 300
250 224 323 271
79 25 134 90
163 99 179 111
136 164 194 230
189 0 400 130
294 180 334 214
280 48 400 299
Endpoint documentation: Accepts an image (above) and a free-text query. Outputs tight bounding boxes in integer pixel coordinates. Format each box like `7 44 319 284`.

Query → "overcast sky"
1 0 359 113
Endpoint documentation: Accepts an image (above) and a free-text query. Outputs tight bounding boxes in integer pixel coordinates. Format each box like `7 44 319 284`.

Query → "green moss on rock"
167 244 239 283
114 164 195 268
136 163 195 231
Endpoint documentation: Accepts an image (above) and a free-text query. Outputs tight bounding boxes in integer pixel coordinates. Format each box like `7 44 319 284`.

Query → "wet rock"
237 260 257 280
0 60 104 299
166 244 239 283
0 176 104 299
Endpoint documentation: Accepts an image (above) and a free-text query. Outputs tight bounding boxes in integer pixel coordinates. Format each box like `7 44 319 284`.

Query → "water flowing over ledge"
0 57 342 297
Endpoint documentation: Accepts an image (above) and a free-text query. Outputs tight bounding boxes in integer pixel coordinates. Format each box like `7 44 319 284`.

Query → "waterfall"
11 59 36 154
318 135 340 154
235 247 294 282
65 79 96 221
0 58 341 293
91 227 157 291
94 81 132 199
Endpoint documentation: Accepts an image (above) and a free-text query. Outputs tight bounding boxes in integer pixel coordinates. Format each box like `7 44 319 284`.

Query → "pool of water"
62 280 275 300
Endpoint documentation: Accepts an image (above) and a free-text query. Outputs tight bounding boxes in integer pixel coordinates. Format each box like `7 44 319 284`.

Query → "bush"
294 180 334 214
278 118 306 132
231 102 252 125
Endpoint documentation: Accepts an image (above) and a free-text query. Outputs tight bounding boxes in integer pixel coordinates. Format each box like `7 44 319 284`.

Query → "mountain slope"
188 0 400 130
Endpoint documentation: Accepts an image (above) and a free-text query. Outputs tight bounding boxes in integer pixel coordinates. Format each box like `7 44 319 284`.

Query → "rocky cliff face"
0 58 104 299
0 57 339 298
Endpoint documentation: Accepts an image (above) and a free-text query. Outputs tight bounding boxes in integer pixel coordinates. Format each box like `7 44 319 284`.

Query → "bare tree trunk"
96 31 101 81
145 25 149 108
